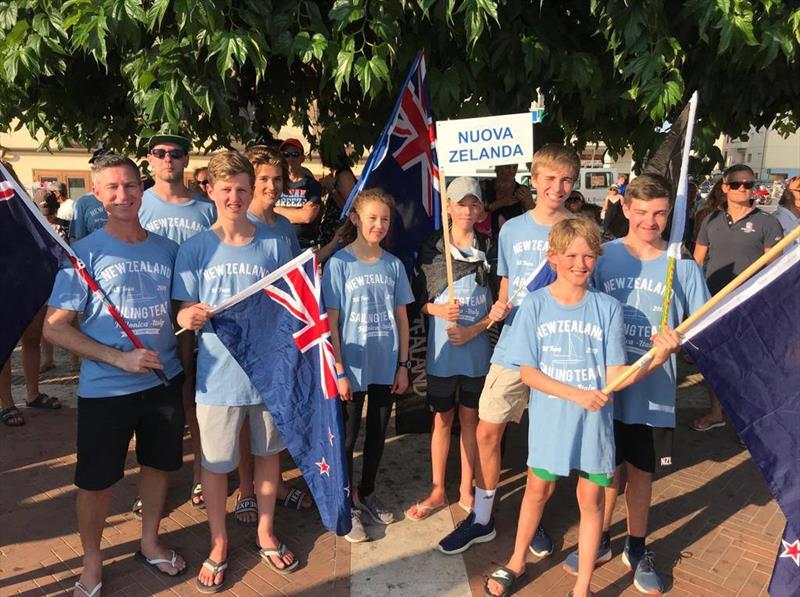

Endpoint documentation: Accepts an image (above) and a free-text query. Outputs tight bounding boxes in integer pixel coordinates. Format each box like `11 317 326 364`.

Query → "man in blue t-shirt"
69 192 108 241
274 138 323 249
44 155 189 595
570 174 711 594
439 144 577 556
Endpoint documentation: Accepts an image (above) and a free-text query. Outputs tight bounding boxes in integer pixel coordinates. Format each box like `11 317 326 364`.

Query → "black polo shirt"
696 208 783 293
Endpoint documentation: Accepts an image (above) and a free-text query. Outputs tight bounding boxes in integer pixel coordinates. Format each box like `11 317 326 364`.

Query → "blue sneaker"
561 541 613 575
622 541 664 594
528 524 553 557
437 511 496 555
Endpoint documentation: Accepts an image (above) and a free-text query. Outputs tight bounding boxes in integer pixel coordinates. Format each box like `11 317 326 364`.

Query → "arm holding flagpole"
603 223 800 394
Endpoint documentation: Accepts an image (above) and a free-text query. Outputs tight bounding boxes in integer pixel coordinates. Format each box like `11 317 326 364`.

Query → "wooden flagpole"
603 224 800 394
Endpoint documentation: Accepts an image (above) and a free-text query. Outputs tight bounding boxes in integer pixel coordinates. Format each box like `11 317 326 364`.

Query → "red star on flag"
780 538 800 567
316 457 330 477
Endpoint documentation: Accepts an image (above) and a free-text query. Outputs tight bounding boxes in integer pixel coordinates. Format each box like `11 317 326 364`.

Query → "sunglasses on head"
282 150 302 158
726 180 755 190
150 148 187 159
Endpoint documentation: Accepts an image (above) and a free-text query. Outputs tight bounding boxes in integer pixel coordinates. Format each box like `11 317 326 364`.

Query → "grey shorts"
195 403 285 473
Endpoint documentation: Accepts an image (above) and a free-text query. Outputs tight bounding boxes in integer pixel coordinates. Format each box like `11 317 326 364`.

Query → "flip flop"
190 482 205 509
690 417 726 432
131 496 142 521
0 406 25 426
406 501 446 521
257 543 299 575
26 393 61 410
279 487 313 511
235 495 258 527
483 566 526 597
74 580 102 597
458 501 473 513
196 558 227 594
134 549 186 576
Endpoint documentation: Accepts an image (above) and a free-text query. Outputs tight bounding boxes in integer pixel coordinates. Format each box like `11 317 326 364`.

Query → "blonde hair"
548 217 603 256
246 145 287 176
207 151 255 187
339 188 396 245
531 144 580 179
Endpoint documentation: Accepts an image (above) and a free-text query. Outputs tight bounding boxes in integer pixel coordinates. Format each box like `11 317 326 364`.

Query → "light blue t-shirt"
47 230 183 397
507 288 626 477
172 227 285 406
247 211 302 257
491 211 552 369
139 188 217 244
69 194 107 240
427 273 492 378
322 247 414 392
592 239 710 427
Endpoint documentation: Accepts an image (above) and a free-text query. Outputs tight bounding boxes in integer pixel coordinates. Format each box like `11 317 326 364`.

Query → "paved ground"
0 347 784 596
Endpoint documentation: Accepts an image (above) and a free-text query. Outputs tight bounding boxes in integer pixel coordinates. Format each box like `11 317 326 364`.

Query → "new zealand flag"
212 251 351 535
0 163 72 366
682 243 800 596
341 51 439 275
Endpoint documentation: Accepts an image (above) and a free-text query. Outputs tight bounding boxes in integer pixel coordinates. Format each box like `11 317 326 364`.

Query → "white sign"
436 112 534 175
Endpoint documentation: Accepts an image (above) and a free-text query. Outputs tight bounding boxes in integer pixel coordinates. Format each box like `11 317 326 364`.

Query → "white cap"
446 176 483 203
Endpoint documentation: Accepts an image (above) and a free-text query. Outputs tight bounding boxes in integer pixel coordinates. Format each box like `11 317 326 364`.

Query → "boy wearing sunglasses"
273 138 323 249
691 164 783 432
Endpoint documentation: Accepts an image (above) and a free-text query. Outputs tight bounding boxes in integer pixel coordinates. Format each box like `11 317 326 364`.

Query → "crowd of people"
2 133 797 597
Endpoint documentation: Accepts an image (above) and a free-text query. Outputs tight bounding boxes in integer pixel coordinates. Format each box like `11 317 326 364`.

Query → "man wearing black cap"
139 134 216 245
273 138 323 249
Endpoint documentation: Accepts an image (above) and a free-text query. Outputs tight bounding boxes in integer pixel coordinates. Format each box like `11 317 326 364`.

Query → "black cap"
147 134 191 153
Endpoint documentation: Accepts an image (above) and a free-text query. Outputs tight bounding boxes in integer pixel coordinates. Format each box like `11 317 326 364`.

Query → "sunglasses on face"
150 148 187 159
726 180 755 190
281 150 302 158
196 179 209 186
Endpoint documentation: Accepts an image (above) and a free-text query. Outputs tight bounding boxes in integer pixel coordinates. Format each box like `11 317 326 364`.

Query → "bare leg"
196 468 228 589
486 470 554 596
457 405 479 509
184 398 203 496
573 478 604 597
602 465 623 532
624 464 652 538
694 385 724 428
73 489 109 597
474 419 507 491
411 409 453 515
40 339 54 369
0 360 14 409
255 453 295 569
138 466 186 574
21 308 45 402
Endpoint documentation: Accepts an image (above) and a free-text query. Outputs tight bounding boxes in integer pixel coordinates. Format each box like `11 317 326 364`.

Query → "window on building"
33 170 91 198
584 172 613 189
747 153 752 162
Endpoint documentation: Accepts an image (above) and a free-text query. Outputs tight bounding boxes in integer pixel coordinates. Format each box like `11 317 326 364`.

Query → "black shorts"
614 420 674 474
75 373 186 490
426 374 485 413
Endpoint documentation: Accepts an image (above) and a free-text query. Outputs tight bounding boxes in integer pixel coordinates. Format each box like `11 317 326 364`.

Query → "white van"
574 168 618 206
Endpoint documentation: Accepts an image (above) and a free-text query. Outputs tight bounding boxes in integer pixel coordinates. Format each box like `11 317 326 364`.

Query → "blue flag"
211 251 351 535
341 51 439 274
0 164 72 365
681 244 800 596
525 260 557 293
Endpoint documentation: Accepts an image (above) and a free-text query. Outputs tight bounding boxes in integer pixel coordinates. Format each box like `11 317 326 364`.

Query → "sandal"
484 566 526 597
74 580 102 597
131 496 142 521
690 416 726 432
190 482 205 509
406 501 445 521
235 495 258 527
279 487 313 511
257 543 299 575
0 406 25 426
134 549 186 576
26 393 61 410
196 558 227 594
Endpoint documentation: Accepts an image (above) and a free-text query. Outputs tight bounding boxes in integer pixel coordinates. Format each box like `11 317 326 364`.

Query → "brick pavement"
0 348 784 596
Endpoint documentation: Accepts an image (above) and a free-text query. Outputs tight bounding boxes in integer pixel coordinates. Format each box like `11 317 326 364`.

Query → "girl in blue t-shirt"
322 189 414 543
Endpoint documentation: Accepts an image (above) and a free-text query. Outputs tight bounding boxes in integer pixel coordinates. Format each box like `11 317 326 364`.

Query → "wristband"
337 372 347 380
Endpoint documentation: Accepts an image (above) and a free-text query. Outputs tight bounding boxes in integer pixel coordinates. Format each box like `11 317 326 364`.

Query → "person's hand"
446 324 474 346
650 328 681 367
570 388 609 412
178 303 213 331
437 301 461 322
338 376 353 401
391 367 409 395
115 348 163 373
488 300 512 323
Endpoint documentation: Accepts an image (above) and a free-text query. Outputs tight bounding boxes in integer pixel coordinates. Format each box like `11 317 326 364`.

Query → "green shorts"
530 467 614 488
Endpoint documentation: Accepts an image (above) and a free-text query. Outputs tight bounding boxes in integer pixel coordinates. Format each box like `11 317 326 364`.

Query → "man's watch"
398 359 412 369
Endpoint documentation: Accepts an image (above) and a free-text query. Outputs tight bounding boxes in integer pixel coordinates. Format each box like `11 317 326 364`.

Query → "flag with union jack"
342 50 440 274
211 250 351 535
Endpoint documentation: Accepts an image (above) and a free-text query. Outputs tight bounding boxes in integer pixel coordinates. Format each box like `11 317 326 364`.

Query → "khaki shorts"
478 363 530 424
196 403 285 474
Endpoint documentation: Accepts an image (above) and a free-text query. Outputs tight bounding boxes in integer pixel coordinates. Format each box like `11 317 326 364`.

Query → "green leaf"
334 44 355 94
0 2 18 31
329 0 364 30
293 31 313 63
146 0 170 29
311 33 328 61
